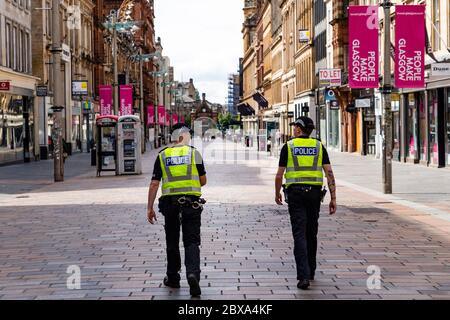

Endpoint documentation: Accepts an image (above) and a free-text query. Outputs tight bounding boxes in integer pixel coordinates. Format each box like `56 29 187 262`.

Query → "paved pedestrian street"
0 140 450 300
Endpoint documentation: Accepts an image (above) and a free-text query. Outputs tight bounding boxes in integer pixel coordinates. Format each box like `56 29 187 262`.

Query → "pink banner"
180 116 185 123
99 85 112 116
172 114 178 125
348 6 379 89
147 105 155 125
119 85 133 116
157 106 166 125
395 5 425 88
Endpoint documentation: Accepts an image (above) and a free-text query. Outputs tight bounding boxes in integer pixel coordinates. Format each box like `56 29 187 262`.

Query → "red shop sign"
0 81 11 91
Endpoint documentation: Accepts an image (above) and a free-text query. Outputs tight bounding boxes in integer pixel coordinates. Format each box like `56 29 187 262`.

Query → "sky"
155 0 243 105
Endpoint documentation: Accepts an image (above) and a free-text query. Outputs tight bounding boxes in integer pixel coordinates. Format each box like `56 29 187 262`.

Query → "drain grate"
347 207 390 214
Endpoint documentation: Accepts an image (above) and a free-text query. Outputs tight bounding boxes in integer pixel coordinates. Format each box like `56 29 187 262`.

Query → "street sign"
0 81 10 91
325 89 336 101
330 100 340 110
319 69 341 87
355 98 371 108
61 43 71 63
36 85 48 97
431 63 450 77
287 111 294 118
72 80 88 96
299 30 310 43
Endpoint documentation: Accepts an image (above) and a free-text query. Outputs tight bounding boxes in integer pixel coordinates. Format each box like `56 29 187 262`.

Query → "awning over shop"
237 103 255 116
252 92 268 109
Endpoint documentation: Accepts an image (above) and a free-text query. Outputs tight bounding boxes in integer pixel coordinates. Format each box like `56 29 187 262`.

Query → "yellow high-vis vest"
285 138 324 187
159 145 202 197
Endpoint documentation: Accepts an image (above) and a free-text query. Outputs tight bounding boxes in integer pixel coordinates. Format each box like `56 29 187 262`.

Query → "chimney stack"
202 93 206 103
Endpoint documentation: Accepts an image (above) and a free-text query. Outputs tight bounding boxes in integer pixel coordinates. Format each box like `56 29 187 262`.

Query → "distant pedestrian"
275 116 337 290
146 123 207 297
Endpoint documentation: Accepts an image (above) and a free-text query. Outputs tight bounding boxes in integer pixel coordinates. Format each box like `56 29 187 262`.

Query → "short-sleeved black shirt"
152 146 206 181
278 137 331 167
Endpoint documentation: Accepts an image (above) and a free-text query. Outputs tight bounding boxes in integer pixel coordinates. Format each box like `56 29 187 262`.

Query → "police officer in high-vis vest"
275 117 337 290
147 123 207 297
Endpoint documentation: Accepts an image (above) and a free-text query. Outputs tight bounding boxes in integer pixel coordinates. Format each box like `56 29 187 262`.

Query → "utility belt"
161 195 207 210
282 184 327 203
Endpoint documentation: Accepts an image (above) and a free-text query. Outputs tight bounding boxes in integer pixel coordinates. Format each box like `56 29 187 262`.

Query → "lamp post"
148 66 167 149
381 0 393 194
103 14 142 116
51 0 64 182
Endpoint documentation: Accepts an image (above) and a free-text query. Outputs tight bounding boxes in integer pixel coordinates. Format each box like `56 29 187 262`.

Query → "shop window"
406 94 418 159
5 23 11 68
418 93 427 161
432 0 440 51
428 91 439 165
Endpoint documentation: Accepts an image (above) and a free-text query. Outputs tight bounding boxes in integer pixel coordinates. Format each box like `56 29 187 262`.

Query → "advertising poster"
348 5 379 88
395 5 425 88
99 85 112 116
119 85 133 116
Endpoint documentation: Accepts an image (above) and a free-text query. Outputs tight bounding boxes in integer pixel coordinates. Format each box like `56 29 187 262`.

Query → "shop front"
427 87 449 168
72 103 82 153
400 82 450 168
0 92 35 165
327 100 341 151
353 89 376 156
262 109 281 155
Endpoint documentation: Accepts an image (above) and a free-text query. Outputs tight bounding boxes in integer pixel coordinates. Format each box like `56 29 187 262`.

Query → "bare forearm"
275 167 286 195
147 181 160 210
324 165 336 200
275 177 283 195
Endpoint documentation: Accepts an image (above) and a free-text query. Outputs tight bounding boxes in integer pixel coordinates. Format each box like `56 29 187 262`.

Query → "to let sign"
0 81 10 91
319 69 341 87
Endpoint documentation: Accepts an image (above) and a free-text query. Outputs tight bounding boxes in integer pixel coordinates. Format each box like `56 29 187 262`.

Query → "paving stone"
1 142 449 300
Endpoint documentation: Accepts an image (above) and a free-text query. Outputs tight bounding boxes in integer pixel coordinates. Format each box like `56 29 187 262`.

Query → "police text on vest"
293 147 318 156
165 156 191 166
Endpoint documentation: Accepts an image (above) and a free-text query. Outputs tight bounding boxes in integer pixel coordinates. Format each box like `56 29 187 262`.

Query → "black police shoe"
297 279 310 290
163 276 180 289
187 274 201 297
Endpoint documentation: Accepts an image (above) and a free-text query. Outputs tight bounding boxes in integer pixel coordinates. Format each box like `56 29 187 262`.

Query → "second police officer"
275 116 337 290
147 123 207 297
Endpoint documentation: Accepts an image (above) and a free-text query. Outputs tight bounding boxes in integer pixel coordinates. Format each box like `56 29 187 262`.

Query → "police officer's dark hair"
301 127 314 136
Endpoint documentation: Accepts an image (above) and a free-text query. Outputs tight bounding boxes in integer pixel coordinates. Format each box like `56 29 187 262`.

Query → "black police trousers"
158 196 202 282
287 185 321 281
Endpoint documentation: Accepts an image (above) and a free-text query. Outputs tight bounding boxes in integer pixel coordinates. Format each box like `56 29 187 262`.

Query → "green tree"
218 113 232 131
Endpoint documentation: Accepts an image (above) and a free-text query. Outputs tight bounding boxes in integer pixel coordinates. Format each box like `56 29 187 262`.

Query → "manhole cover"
347 207 390 214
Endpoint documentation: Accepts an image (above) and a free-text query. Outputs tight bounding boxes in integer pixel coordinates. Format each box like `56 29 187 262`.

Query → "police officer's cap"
289 116 315 130
171 123 193 135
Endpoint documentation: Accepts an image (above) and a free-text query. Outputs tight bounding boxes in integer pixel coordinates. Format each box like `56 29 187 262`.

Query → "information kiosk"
117 115 142 175
95 115 118 177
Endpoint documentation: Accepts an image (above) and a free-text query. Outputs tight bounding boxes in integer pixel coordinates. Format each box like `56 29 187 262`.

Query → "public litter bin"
91 147 96 166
